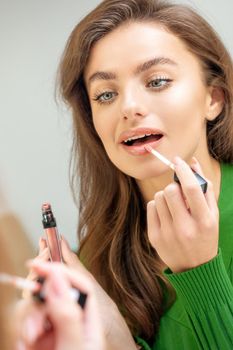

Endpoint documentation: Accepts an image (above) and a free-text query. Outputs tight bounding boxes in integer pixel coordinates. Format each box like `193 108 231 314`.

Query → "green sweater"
137 163 233 350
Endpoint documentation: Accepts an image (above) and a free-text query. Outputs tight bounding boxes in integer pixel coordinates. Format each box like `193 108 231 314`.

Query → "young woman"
16 0 233 349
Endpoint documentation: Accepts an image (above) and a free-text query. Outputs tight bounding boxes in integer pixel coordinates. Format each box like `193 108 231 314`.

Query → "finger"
61 238 85 272
39 237 47 253
42 266 104 349
191 158 218 214
28 261 93 294
190 157 205 176
154 191 172 229
82 282 105 348
22 248 50 299
163 183 190 224
43 270 84 332
60 235 71 249
147 200 160 247
173 157 209 220
36 247 50 261
13 299 45 347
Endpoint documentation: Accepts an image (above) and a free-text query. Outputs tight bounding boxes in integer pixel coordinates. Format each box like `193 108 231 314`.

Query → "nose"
121 88 148 120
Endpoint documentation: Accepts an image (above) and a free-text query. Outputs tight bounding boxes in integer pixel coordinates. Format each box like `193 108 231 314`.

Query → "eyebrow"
87 56 177 85
88 71 116 85
135 57 177 74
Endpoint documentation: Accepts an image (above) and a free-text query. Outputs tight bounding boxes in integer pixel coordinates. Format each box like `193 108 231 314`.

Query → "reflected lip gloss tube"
42 203 62 262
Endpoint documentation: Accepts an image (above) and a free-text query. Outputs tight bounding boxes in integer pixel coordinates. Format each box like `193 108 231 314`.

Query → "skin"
84 22 222 197
16 238 137 350
15 21 224 349
84 21 222 272
15 261 106 350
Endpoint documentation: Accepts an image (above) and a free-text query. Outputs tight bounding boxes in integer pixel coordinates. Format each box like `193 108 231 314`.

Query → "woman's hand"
147 157 219 273
21 237 137 350
15 262 106 350
22 238 50 299
60 238 138 350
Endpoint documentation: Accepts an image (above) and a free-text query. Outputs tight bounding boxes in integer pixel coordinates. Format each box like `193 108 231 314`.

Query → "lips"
118 127 164 144
118 127 164 155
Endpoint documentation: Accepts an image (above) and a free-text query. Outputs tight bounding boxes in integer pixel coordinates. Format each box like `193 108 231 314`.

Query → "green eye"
148 78 172 89
100 92 114 101
93 91 117 104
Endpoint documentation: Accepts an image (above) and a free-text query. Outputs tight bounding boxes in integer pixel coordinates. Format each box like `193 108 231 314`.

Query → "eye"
147 77 172 89
93 91 117 104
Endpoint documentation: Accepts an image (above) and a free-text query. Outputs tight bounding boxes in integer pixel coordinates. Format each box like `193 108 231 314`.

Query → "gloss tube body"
42 203 62 262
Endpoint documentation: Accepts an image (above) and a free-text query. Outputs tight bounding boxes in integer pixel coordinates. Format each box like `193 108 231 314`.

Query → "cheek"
159 83 208 130
92 112 114 148
92 110 105 138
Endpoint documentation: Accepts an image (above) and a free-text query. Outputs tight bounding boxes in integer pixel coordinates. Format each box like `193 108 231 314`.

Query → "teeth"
124 133 152 143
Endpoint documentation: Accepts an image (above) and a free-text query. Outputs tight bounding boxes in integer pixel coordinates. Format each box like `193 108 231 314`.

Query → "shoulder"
219 163 233 207
220 162 233 179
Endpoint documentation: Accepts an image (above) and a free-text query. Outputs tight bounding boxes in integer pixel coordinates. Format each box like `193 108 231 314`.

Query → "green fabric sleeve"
164 250 233 349
135 336 152 350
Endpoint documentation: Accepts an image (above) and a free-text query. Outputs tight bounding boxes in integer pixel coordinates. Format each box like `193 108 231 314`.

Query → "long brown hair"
57 0 233 341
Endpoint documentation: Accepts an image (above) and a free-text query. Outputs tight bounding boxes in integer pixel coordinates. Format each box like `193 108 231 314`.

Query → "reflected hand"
60 238 137 350
22 238 50 299
15 262 106 350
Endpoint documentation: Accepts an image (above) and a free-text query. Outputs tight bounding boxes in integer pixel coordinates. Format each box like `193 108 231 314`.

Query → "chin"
120 167 163 181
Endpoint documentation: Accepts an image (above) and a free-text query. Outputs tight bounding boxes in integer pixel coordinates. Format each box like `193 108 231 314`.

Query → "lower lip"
121 137 163 156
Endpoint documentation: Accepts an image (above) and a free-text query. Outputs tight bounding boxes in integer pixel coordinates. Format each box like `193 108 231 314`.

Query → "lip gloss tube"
42 203 62 262
144 145 208 193
33 277 87 309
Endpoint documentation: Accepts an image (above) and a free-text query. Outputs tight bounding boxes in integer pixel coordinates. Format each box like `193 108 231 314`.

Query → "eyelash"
92 76 172 105
93 91 117 105
147 76 172 89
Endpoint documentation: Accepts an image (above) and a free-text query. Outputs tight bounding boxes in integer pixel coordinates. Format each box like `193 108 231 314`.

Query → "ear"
206 86 225 121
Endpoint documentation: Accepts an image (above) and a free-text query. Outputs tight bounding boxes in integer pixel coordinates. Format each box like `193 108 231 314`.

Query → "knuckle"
164 183 179 198
147 200 155 209
177 227 191 239
57 308 78 322
207 180 213 191
200 217 215 230
185 183 199 195
154 191 163 202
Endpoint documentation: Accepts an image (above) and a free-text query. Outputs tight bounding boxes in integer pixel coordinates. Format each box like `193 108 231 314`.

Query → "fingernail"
39 237 47 251
23 317 38 344
173 156 183 165
191 156 198 164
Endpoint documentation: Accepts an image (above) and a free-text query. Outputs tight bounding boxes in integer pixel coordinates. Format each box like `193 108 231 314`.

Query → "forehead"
84 21 196 79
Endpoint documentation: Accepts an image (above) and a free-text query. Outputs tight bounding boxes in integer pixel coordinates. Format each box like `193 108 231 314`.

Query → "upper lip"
118 127 164 144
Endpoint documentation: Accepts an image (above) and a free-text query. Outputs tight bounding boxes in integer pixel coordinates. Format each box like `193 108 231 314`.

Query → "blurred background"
0 0 232 252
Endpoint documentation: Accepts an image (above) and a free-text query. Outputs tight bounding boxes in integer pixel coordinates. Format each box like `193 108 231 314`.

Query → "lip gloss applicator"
0 272 87 309
0 273 40 292
144 145 208 193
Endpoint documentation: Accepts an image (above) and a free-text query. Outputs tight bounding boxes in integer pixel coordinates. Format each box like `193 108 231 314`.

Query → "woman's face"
84 22 214 180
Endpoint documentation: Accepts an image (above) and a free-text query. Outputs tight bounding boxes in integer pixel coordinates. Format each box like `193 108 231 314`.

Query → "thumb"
190 157 205 177
61 237 83 269
44 271 84 349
